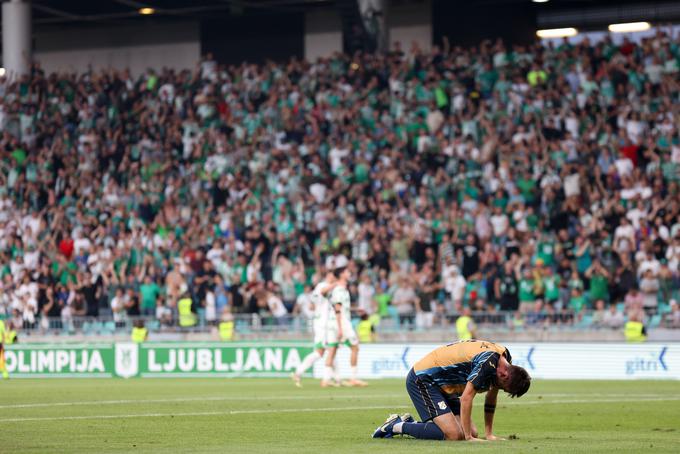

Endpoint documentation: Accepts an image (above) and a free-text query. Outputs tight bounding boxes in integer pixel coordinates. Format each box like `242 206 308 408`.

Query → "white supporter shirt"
489 214 509 237
267 294 288 318
296 292 314 320
614 158 633 177
357 282 375 314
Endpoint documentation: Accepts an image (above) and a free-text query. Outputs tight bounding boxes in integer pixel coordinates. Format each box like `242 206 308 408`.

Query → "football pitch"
1 379 679 453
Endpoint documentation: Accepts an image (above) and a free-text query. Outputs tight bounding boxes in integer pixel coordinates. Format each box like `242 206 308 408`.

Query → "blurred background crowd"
1 31 680 333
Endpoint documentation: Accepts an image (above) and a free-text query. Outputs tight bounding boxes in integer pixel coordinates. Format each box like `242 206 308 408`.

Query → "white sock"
393 422 404 434
296 351 321 375
351 366 358 380
323 366 334 382
333 364 340 382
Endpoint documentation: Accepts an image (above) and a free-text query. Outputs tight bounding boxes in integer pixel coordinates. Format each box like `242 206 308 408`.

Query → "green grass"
1 378 679 453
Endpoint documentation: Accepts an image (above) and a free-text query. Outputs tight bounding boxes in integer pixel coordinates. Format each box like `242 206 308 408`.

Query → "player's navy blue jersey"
412 340 512 395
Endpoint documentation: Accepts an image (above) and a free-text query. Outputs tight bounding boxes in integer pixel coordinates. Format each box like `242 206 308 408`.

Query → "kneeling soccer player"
373 339 530 441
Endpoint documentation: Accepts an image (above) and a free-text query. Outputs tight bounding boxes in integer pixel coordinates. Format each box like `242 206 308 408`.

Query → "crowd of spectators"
1 31 680 333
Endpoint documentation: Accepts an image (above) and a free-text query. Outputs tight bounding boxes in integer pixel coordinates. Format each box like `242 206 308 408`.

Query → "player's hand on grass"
466 437 487 442
485 435 506 441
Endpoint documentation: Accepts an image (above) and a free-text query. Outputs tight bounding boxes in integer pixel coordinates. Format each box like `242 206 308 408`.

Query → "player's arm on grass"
483 387 504 441
460 382 485 442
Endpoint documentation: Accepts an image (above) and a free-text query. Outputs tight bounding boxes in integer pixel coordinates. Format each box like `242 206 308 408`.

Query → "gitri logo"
625 347 668 375
371 347 410 374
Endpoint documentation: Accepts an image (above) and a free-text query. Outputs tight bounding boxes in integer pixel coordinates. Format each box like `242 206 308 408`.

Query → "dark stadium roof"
31 0 336 24
30 0 679 25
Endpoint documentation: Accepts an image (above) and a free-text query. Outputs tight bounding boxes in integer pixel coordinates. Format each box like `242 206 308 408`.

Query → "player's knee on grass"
433 414 464 441
442 429 464 441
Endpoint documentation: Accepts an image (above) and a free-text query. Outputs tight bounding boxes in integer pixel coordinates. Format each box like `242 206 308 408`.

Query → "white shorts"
325 318 358 347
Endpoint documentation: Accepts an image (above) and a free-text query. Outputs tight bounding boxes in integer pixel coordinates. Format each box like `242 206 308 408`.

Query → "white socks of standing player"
296 351 321 376
351 366 358 380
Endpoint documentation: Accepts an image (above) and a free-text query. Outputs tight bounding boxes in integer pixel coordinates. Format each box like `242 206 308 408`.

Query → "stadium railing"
6 306 677 337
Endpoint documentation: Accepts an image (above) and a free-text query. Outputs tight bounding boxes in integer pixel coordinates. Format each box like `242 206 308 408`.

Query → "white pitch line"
509 396 680 406
0 393 402 410
0 393 669 410
1 396 678 424
524 393 671 397
0 405 412 423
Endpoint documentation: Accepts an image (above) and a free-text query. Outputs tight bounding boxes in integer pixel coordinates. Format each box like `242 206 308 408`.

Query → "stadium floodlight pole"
2 0 32 80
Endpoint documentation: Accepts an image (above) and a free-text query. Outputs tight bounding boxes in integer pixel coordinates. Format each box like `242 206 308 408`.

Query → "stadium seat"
102 321 116 334
577 314 594 328
81 321 93 335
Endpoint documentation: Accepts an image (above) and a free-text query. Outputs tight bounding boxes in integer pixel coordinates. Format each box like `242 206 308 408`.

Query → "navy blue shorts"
405 368 460 421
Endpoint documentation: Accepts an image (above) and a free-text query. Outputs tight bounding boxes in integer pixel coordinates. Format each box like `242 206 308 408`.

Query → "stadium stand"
1 30 679 338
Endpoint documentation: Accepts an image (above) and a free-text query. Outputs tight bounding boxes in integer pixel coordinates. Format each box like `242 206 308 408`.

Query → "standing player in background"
0 318 6 379
291 258 338 387
324 256 367 387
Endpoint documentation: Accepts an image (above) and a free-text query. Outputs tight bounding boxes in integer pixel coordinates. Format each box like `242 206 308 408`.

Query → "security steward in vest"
456 306 476 341
131 319 148 343
218 307 234 341
624 311 647 343
178 292 197 328
1 319 17 379
357 312 375 343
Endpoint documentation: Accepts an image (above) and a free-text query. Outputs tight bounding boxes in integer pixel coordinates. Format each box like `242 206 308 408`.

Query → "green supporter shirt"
570 295 587 313
519 279 535 302
536 242 555 266
11 148 27 167
434 86 448 108
589 274 609 301
492 196 508 211
516 178 536 203
478 69 498 93
543 275 560 301
375 293 391 317
354 163 369 184
139 282 161 310
526 213 539 231
52 261 77 285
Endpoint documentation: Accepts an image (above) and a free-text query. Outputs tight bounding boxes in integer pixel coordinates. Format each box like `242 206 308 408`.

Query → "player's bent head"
503 364 531 398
